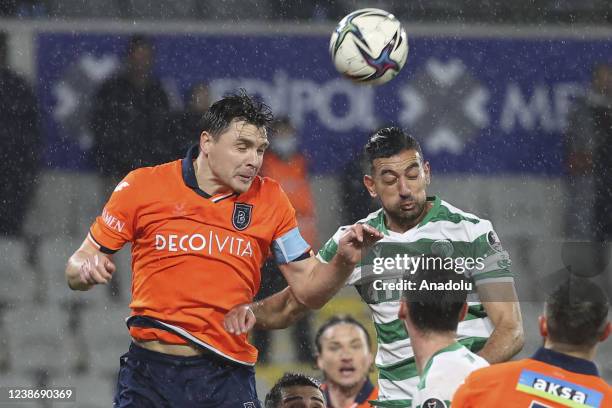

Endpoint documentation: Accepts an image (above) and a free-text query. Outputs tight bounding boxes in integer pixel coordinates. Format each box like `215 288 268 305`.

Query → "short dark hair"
364 127 423 171
314 315 372 354
546 277 609 348
402 257 470 333
264 372 323 408
200 90 273 139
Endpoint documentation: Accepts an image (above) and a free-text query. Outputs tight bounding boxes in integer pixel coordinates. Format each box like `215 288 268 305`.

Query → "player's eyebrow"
235 136 269 149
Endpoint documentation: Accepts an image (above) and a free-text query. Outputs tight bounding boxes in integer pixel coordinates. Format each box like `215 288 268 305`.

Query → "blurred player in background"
65 91 382 407
398 258 489 408
452 277 611 407
315 315 377 408
265 373 326 408
227 127 524 407
254 116 318 363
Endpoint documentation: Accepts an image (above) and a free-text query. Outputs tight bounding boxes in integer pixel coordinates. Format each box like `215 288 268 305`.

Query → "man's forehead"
322 323 364 342
373 149 423 171
281 385 324 402
231 119 267 141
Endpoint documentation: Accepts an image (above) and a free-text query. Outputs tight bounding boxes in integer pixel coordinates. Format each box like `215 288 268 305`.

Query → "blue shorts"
113 343 262 407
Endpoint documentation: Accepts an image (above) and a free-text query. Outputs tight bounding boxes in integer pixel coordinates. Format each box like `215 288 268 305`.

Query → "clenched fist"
78 254 116 286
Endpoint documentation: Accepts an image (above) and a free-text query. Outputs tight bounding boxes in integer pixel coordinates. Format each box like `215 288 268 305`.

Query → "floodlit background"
0 1 611 406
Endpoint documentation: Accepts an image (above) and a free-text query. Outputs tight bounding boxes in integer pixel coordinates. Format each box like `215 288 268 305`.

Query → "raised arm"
66 237 116 291
224 223 383 334
278 223 382 309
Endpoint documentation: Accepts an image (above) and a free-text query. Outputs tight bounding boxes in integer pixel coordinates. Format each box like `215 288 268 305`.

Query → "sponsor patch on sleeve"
516 369 603 407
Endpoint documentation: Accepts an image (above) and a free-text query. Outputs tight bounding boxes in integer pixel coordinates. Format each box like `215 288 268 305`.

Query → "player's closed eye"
382 175 397 184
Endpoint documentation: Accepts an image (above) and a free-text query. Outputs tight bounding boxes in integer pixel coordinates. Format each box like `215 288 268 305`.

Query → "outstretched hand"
335 223 384 266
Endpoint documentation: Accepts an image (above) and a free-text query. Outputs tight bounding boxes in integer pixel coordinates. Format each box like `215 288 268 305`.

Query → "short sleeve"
467 221 514 286
88 172 140 253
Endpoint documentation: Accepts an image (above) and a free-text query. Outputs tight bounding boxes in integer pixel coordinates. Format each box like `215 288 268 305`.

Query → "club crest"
232 203 253 231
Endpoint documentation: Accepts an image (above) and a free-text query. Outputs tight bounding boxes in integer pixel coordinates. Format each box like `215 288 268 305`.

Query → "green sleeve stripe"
458 336 488 353
378 359 418 381
472 269 513 282
375 319 409 344
317 238 338 263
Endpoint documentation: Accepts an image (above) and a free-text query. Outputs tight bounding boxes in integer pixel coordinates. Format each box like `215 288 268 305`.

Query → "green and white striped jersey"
317 196 513 407
413 342 489 408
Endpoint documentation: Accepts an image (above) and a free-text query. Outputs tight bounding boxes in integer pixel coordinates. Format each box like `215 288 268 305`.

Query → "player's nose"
397 177 412 196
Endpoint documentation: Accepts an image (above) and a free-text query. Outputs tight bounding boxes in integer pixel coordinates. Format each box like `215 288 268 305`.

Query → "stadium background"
0 1 611 406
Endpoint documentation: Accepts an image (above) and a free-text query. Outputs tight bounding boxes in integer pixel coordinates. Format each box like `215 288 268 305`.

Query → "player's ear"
363 174 377 198
538 315 548 338
200 131 213 155
599 321 611 342
315 353 324 371
423 161 431 185
398 300 408 320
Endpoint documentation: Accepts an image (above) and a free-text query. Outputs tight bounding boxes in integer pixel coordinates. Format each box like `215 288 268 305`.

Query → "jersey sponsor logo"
155 232 254 257
101 209 125 233
113 181 130 192
516 369 603 407
422 397 447 408
232 203 253 231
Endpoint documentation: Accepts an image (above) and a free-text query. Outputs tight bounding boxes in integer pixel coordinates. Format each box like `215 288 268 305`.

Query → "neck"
385 201 432 233
327 378 366 408
411 330 457 374
544 340 595 361
194 154 232 196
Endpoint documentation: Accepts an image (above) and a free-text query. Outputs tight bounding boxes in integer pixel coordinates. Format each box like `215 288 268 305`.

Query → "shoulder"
462 359 525 385
434 198 496 241
119 160 181 191
251 176 284 200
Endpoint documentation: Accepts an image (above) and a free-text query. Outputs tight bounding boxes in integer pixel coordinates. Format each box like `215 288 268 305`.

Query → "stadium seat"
4 303 72 375
82 304 131 374
0 238 35 305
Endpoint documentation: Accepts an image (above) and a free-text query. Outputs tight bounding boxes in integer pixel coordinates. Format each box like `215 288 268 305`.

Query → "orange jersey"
322 379 378 408
452 348 611 408
89 146 310 365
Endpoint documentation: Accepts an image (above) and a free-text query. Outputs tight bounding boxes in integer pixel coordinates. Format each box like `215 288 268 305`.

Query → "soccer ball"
330 8 408 85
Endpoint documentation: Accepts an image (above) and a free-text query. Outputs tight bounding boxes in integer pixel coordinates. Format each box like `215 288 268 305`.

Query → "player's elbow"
502 316 525 357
